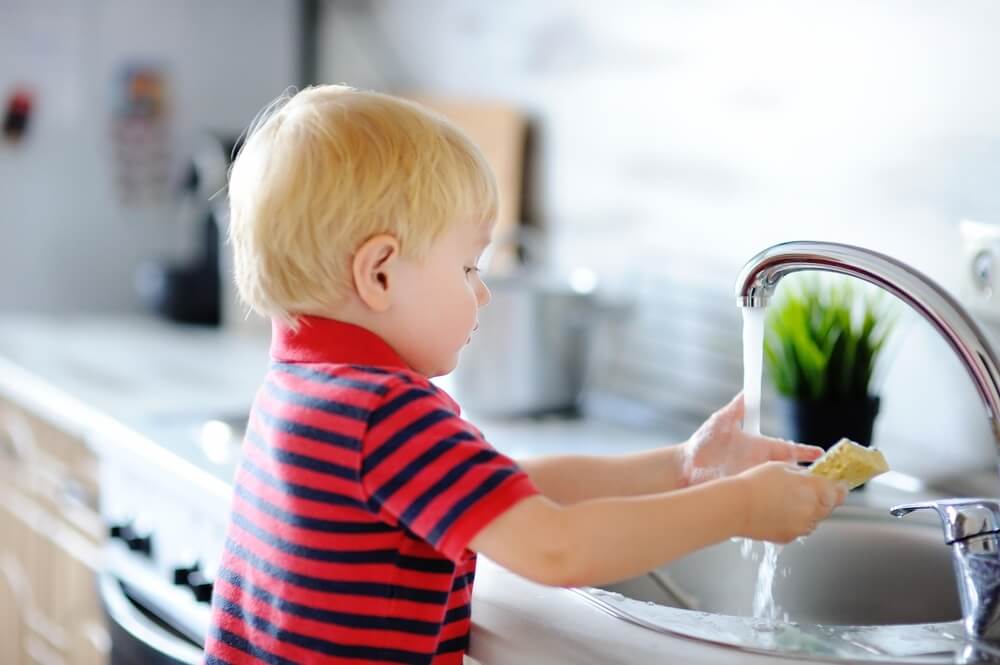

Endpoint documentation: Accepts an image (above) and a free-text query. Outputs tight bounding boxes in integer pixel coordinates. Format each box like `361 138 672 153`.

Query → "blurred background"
3 2 1000 663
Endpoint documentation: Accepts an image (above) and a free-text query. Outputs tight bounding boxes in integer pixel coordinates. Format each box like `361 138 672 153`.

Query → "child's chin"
429 355 460 378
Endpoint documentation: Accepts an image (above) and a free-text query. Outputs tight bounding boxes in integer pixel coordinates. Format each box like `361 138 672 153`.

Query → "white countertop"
0 314 988 664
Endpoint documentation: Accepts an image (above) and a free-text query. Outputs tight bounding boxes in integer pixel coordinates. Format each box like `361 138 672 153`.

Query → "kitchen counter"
0 313 987 664
0 314 676 498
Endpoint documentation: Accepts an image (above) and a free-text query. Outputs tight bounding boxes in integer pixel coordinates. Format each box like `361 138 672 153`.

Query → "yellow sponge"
807 438 889 489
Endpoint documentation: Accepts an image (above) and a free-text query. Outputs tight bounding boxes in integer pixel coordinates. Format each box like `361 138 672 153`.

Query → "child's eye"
464 266 480 275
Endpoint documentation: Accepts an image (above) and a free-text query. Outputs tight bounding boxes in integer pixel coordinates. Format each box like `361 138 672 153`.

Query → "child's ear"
352 234 400 312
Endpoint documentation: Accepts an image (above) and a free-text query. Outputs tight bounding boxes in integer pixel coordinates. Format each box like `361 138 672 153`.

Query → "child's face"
390 219 493 377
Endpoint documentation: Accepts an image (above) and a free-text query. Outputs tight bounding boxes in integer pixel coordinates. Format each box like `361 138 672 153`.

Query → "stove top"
138 413 246 488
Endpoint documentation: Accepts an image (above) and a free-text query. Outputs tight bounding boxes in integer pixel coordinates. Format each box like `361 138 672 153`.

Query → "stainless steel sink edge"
571 499 973 663
569 587 969 664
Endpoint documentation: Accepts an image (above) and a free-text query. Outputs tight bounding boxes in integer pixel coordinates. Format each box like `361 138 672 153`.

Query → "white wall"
319 1 1000 479
0 0 297 313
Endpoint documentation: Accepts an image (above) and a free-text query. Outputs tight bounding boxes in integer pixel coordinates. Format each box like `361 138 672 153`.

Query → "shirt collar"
270 315 410 368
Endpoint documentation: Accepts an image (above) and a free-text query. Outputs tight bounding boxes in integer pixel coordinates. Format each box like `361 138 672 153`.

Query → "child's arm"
469 461 845 588
516 394 823 504
517 447 686 504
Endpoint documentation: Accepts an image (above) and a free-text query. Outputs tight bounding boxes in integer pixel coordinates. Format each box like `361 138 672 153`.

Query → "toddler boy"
204 85 845 665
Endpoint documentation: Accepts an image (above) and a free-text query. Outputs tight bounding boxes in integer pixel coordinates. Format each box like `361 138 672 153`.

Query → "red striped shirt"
203 316 539 664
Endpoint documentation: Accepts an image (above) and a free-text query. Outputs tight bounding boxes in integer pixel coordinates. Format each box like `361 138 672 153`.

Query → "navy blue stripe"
231 510 399 564
232 483 393 534
399 449 498 528
225 538 448 604
264 379 371 421
217 567 442 636
368 386 434 428
271 362 389 395
429 466 518 544
204 655 234 665
239 457 366 510
349 365 412 379
255 404 361 451
396 555 455 574
364 408 455 475
245 426 357 481
210 626 298 665
215 595 433 664
435 635 470 655
452 573 472 592
444 604 471 624
368 431 478 508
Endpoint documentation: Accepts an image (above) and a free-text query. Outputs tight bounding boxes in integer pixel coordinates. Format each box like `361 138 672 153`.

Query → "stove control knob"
186 570 215 603
108 522 153 557
125 532 153 556
172 562 200 586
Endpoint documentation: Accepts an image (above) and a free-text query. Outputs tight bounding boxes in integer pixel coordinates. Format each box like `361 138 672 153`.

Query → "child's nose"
477 280 491 307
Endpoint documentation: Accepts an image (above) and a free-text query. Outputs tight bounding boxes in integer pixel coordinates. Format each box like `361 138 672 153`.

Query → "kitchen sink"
602 505 959 626
572 501 988 662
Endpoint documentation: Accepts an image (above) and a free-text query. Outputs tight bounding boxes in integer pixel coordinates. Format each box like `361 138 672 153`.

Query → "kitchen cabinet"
0 398 109 665
0 502 30 664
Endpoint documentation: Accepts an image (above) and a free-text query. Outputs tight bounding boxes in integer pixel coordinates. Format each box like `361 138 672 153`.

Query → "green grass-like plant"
763 276 897 401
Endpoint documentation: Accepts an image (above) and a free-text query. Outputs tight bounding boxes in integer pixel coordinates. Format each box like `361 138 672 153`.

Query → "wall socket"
960 220 1000 323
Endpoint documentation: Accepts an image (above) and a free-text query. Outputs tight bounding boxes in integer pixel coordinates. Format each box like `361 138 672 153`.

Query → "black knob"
187 570 214 603
172 563 200 586
125 532 153 556
108 522 153 557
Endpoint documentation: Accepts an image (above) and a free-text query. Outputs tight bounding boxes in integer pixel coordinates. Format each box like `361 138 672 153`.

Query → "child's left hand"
680 393 825 487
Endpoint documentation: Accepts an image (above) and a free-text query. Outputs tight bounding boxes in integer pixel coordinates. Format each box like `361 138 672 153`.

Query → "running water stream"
741 308 765 437
741 307 787 622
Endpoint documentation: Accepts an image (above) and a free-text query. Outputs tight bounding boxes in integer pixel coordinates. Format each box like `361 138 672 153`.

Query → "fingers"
721 392 745 421
765 440 824 463
815 478 848 511
794 444 825 462
835 481 848 504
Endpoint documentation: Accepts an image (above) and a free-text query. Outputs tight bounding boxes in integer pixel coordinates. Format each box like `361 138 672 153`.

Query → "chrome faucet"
736 240 1000 643
891 499 1000 643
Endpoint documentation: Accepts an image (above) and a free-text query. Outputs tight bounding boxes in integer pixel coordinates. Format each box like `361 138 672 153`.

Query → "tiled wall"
318 1 1000 479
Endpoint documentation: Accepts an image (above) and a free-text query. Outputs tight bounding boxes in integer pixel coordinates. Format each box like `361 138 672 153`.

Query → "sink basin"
573 503 984 662
603 505 960 625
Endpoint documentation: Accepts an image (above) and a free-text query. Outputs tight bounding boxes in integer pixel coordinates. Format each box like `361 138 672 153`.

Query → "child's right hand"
737 461 847 543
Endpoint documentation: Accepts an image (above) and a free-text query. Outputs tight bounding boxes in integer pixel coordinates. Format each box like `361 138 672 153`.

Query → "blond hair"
227 85 498 324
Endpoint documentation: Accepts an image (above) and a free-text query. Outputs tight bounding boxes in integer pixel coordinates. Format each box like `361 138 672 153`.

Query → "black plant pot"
778 395 881 451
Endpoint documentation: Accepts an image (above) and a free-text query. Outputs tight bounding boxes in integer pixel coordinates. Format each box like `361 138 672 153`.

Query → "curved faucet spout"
735 241 1000 446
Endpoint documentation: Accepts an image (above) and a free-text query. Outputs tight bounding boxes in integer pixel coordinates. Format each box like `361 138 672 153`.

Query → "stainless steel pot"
451 274 599 416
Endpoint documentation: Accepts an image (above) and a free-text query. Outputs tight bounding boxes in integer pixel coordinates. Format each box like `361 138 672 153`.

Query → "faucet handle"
890 498 1000 544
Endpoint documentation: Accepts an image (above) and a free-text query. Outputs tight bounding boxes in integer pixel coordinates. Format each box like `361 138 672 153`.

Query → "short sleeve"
360 380 539 563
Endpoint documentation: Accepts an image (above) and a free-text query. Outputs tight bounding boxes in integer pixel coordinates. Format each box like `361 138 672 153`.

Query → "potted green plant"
763 275 897 451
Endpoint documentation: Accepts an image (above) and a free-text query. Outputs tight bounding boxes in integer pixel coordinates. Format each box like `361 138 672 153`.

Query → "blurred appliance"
95 418 238 665
99 566 202 665
960 220 1000 324
136 133 239 326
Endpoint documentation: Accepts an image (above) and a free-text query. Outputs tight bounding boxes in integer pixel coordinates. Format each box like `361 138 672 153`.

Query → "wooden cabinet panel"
0 558 30 665
71 622 111 665
0 396 108 665
0 400 101 537
0 492 39 665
